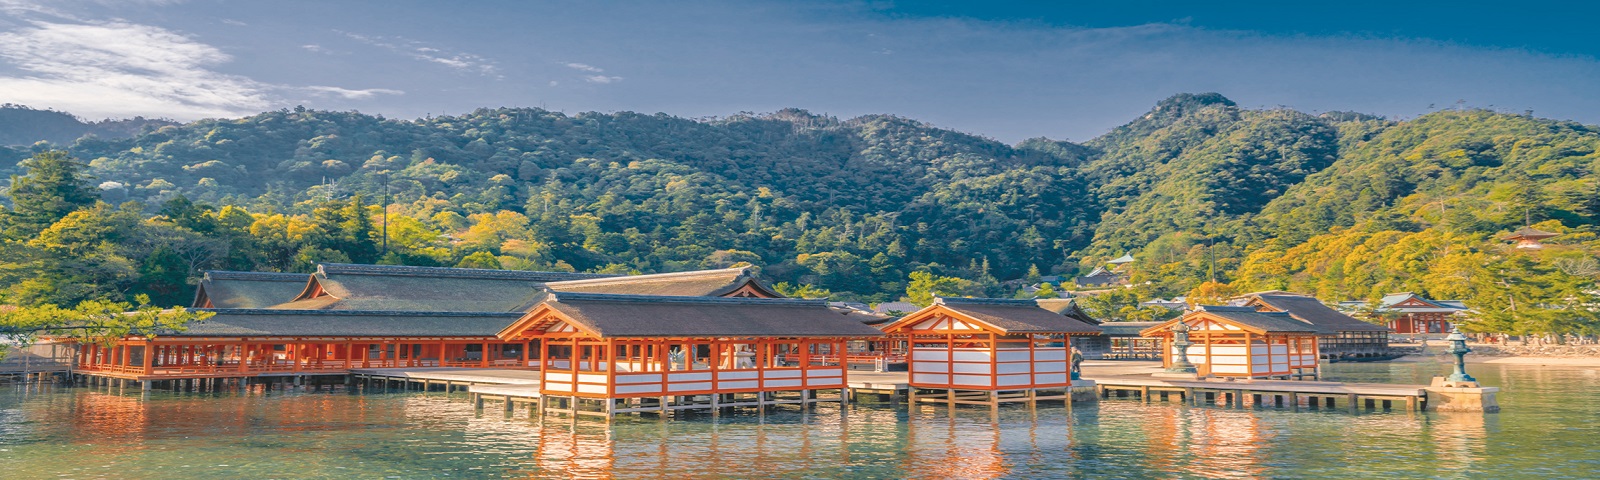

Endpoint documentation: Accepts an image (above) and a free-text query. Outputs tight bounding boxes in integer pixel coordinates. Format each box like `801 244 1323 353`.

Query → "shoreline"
1393 354 1600 367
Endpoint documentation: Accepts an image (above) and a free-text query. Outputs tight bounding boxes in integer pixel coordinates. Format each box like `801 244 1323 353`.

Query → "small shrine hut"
496 292 885 417
878 297 1102 407
1139 306 1321 379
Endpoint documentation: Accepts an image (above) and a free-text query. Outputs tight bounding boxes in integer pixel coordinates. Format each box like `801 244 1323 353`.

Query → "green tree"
905 271 973 306
5 150 97 238
0 296 211 361
772 282 832 299
135 245 190 306
456 251 503 269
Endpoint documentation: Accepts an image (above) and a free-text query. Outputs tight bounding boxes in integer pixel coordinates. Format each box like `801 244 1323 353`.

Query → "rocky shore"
1393 343 1600 366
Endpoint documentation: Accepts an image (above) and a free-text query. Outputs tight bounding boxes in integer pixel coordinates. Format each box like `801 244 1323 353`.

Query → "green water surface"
1 362 1595 478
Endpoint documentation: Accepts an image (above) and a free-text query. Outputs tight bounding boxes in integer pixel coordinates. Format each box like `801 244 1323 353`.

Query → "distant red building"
1343 293 1467 335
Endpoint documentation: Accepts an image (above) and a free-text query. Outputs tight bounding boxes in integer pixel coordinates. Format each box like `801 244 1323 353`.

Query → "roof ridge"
541 267 750 286
317 263 619 281
548 292 825 306
936 296 1041 306
199 308 523 317
205 271 309 281
1196 305 1271 313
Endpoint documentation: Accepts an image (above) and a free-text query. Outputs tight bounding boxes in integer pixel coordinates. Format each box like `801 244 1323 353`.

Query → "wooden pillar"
606 339 617 397
1240 331 1251 379
987 332 997 391
142 341 155 375
480 342 490 368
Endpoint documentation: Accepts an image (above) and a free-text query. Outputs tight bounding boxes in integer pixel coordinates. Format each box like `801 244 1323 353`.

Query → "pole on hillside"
1207 236 1217 283
382 173 390 256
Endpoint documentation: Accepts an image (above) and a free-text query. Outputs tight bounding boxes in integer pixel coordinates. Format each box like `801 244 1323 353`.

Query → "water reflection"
1429 412 1489 477
2 363 1596 478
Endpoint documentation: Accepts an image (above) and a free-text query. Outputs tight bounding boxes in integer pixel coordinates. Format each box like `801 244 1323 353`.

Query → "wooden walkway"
1090 374 1429 411
350 367 540 393
346 367 1434 414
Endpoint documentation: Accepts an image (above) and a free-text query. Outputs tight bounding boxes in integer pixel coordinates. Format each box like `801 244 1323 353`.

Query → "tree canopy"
0 97 1597 335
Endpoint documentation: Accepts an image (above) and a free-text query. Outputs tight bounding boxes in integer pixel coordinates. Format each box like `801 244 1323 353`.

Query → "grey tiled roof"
316 263 615 281
1097 321 1166 336
1247 294 1388 333
171 309 522 337
1034 298 1102 325
932 297 1102 334
272 263 619 312
528 292 886 338
1193 306 1320 333
193 271 310 309
541 267 779 298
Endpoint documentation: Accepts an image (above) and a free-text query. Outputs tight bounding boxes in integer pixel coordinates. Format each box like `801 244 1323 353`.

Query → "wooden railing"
77 357 534 378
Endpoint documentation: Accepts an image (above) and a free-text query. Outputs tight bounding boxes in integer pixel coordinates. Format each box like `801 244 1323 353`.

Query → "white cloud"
220 18 247 27
1 0 186 19
0 20 408 120
338 30 497 75
303 85 404 99
0 20 269 119
301 44 326 53
584 75 622 84
565 62 602 72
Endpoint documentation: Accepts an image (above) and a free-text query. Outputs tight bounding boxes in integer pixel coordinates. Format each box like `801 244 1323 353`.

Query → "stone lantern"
1443 326 1477 385
1427 325 1499 412
1165 321 1198 374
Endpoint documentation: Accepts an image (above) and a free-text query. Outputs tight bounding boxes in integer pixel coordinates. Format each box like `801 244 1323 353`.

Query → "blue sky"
1 0 1596 142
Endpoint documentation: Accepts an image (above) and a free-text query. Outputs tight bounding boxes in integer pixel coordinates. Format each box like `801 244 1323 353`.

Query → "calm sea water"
2 362 1596 479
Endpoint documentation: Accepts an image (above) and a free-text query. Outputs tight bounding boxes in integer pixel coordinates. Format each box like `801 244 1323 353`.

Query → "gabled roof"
1375 292 1468 313
883 297 1102 335
192 271 310 309
1107 254 1135 264
540 267 780 298
1141 305 1320 336
272 263 617 312
501 292 886 339
1243 293 1387 333
873 302 919 314
1035 298 1101 325
1098 321 1166 336
1505 226 1558 240
168 309 522 337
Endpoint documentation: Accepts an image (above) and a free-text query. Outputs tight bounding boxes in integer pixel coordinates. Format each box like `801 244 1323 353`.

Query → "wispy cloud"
338 30 497 75
565 62 621 84
0 19 410 120
220 18 246 27
0 20 268 119
303 85 403 99
0 0 186 19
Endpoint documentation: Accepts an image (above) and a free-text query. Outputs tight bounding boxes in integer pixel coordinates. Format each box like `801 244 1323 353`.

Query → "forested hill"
3 95 1599 335
0 105 176 147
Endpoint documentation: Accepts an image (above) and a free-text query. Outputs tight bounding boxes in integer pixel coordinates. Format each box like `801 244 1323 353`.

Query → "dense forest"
2 94 1598 336
0 105 175 147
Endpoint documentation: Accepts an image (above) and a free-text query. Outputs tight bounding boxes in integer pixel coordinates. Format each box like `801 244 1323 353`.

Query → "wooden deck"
350 367 540 393
1089 374 1430 411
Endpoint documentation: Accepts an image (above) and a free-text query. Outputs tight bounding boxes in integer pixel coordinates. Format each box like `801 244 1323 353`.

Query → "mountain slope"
0 105 175 148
